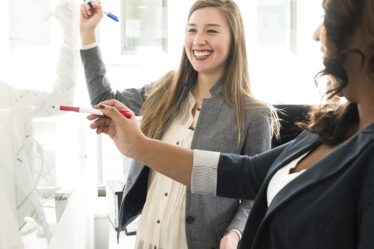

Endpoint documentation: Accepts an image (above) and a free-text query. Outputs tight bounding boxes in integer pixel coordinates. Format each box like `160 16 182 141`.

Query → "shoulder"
243 96 272 120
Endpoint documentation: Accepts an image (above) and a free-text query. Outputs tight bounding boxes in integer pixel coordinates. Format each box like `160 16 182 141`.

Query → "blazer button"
186 216 195 224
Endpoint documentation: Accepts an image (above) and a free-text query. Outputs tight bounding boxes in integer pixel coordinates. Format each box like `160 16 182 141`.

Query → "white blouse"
266 153 307 206
135 92 199 249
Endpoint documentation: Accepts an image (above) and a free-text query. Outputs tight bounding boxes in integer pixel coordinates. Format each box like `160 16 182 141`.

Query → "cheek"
219 39 231 60
184 37 192 54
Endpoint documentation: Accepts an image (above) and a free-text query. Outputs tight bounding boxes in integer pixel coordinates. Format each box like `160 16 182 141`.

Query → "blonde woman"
80 0 278 248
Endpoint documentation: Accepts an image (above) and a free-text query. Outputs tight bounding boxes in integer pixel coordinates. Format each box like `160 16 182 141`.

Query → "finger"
90 117 111 129
96 124 110 135
87 114 99 120
97 104 129 124
84 2 92 15
80 4 89 18
90 0 102 9
94 99 126 110
94 100 135 121
88 0 103 15
96 100 135 118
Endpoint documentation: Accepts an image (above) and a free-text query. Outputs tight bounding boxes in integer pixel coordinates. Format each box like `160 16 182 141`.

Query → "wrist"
224 229 241 242
131 135 150 160
80 31 97 46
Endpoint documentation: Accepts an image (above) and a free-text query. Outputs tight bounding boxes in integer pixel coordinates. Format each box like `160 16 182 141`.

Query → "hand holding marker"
85 0 119 22
52 105 134 119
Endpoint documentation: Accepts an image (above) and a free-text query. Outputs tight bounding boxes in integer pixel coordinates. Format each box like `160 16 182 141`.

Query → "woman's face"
313 24 331 58
313 22 370 102
184 7 231 79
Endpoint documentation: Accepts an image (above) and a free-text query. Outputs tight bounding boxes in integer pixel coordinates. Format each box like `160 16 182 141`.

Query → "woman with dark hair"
80 0 278 248
88 0 374 248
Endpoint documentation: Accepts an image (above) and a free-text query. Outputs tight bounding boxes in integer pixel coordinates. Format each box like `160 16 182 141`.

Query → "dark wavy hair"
300 0 374 145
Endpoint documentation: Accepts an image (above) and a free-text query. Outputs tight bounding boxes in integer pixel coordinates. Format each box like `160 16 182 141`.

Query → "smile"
193 50 212 58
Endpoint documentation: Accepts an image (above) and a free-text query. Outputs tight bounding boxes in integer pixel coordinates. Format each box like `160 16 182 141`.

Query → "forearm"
81 30 96 46
226 199 252 234
81 47 149 114
134 137 193 186
81 47 115 105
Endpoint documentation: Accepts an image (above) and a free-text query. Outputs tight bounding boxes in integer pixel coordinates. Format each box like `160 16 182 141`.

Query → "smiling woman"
184 7 231 79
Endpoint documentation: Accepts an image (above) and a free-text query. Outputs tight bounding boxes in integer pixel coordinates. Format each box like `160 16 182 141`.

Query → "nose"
313 24 322 41
193 32 207 45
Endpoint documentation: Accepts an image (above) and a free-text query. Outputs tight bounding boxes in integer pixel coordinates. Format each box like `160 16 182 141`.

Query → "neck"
356 79 374 130
192 73 221 105
357 102 374 131
197 73 222 92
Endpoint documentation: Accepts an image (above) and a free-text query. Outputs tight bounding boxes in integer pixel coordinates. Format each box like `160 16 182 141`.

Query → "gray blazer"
81 46 272 249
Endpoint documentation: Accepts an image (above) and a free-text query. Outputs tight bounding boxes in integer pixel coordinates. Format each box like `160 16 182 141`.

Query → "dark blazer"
216 123 374 249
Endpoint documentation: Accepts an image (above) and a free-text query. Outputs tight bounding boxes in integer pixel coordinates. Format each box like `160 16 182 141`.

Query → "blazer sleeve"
80 46 154 115
217 143 288 200
225 108 273 234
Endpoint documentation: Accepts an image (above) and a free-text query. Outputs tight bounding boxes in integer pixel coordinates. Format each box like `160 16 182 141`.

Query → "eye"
187 28 197 33
207 29 218 34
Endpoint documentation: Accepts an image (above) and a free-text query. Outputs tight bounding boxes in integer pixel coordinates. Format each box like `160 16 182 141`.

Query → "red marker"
52 105 132 119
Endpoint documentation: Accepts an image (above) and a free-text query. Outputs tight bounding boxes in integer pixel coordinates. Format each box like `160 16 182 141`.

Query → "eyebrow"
187 23 222 28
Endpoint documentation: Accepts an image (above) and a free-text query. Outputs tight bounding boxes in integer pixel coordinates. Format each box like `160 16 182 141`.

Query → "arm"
89 99 286 191
80 47 153 115
79 1 152 114
216 145 286 199
222 109 273 247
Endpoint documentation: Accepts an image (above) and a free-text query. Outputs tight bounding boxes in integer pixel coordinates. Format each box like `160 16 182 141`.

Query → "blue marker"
84 0 119 22
103 11 119 22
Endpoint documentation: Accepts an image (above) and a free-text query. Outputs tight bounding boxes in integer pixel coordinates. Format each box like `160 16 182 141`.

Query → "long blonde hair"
140 0 279 141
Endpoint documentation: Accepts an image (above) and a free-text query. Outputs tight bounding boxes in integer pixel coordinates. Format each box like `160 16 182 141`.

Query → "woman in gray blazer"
89 0 374 248
80 0 277 248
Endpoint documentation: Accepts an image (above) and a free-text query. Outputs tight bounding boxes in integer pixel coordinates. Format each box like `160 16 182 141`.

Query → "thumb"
98 104 126 124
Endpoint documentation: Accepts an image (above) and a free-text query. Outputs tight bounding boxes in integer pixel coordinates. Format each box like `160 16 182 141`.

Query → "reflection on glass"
121 0 168 53
0 0 81 248
256 0 291 48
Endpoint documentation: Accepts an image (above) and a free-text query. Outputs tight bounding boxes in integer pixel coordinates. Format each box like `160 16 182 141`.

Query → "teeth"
194 51 211 58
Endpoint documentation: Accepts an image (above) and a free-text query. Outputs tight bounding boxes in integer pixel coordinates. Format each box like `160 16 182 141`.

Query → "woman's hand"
88 99 147 159
220 230 241 249
79 0 103 45
89 99 194 186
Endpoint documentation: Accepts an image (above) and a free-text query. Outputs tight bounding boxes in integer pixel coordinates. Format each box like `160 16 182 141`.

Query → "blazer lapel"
264 131 320 179
263 125 374 220
200 97 225 122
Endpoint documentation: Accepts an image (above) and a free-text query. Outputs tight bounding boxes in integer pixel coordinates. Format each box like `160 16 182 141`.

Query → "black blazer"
216 123 374 249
